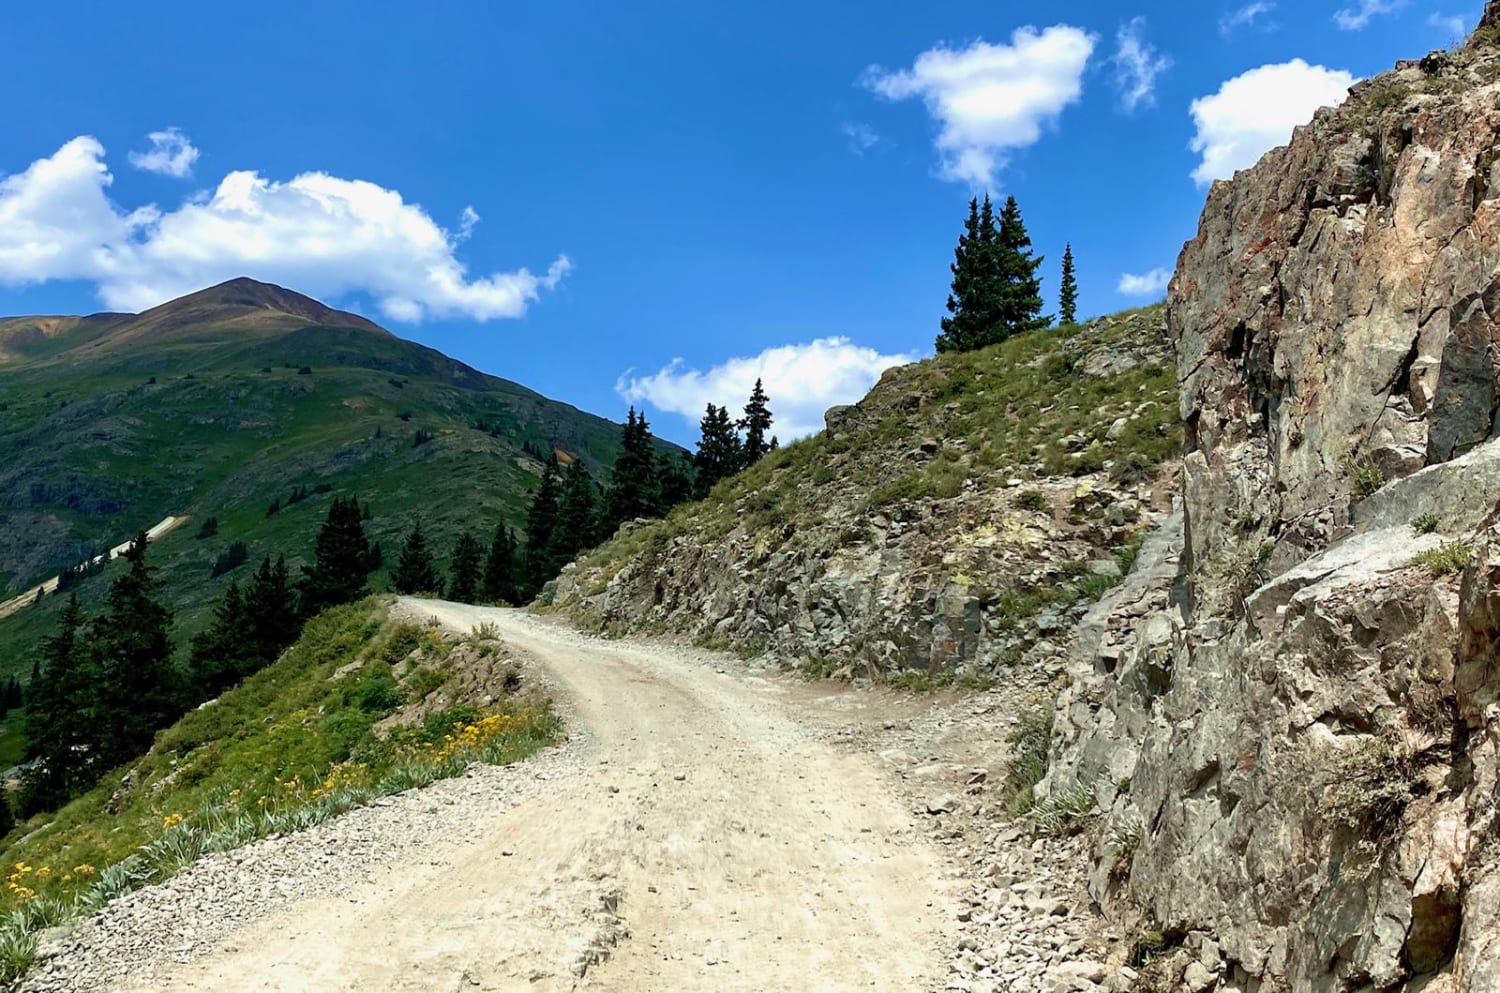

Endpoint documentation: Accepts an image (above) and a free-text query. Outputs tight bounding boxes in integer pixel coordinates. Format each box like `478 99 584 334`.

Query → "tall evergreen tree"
20 594 92 814
481 522 518 604
937 197 985 353
659 453 695 510
693 404 742 498
298 497 375 617
739 379 774 466
189 555 301 700
393 519 444 595
994 195 1049 336
1058 244 1079 326
90 533 176 772
448 532 484 603
522 458 563 597
551 460 600 565
604 409 659 533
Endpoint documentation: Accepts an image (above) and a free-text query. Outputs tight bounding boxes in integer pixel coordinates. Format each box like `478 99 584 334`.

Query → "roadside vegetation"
0 599 556 981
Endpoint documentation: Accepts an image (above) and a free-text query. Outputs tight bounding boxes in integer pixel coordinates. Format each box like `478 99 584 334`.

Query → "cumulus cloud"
128 127 200 178
618 337 921 440
1118 268 1172 297
0 136 569 322
1189 60 1356 186
862 25 1096 188
1335 0 1406 30
1113 18 1170 112
1219 2 1277 35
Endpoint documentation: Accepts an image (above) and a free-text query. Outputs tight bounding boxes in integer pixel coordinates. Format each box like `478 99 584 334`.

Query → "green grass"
0 599 557 932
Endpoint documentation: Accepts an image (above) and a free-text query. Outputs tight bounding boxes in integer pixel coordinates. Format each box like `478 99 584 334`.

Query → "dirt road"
121 603 954 992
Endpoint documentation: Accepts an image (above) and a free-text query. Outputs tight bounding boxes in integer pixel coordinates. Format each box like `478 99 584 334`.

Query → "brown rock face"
1048 37 1500 993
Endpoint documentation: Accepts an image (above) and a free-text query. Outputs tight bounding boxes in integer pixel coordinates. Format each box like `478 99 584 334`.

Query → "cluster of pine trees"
936 194 1081 353
20 497 380 818
692 378 776 497
390 518 521 605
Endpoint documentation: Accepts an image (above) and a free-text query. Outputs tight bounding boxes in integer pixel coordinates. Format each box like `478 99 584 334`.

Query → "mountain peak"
134 278 385 335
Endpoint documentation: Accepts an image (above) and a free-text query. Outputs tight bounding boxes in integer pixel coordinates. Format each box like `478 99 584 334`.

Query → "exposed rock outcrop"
553 310 1180 680
1049 15 1500 993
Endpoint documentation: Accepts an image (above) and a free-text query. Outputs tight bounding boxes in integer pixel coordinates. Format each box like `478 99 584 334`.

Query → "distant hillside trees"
937 194 1050 353
603 408 658 534
21 594 92 813
522 458 563 596
447 531 484 603
482 522 519 604
188 555 298 698
297 496 377 616
393 519 444 596
210 540 250 577
1059 244 1079 326
693 404 742 497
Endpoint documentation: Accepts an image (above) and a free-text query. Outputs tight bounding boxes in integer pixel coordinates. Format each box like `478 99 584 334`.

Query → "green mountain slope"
0 277 672 688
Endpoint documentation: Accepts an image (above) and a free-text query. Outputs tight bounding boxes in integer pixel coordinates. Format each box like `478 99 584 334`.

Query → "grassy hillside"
0 597 556 978
555 306 1181 679
0 279 680 692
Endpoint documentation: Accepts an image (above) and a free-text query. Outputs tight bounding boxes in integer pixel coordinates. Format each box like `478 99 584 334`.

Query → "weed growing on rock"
1027 784 1098 837
1412 540 1473 576
1410 513 1440 535
1323 732 1417 835
1343 455 1386 500
1002 706 1053 816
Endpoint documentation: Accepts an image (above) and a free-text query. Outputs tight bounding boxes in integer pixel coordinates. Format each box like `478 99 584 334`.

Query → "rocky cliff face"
1048 18 1500 993
553 309 1180 682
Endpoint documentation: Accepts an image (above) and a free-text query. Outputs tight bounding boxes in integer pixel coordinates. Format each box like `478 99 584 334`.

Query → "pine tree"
393 519 444 596
693 404 743 498
298 497 375 617
604 409 659 534
20 593 92 814
739 379 774 466
481 522 517 604
659 453 694 510
551 460 599 566
187 579 247 696
89 534 177 773
243 555 299 666
937 197 984 353
1058 244 1079 326
0 790 13 840
522 458 563 597
448 532 484 603
994 195 1049 337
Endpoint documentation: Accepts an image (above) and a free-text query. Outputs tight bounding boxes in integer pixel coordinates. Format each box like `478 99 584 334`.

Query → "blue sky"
0 0 1476 443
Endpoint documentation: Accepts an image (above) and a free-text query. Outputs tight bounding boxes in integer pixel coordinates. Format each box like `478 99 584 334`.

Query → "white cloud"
842 122 882 155
1334 0 1406 30
1429 12 1470 38
618 337 921 440
1219 2 1277 35
1113 18 1171 112
1189 60 1356 186
127 127 200 179
1118 268 1172 297
0 136 569 322
862 25 1096 188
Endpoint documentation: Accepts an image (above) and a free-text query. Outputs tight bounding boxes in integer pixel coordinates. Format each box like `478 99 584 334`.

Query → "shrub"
1027 783 1098 837
1015 488 1048 512
1412 540 1473 576
1002 707 1053 816
1343 455 1385 500
1324 732 1417 835
1410 513 1440 535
